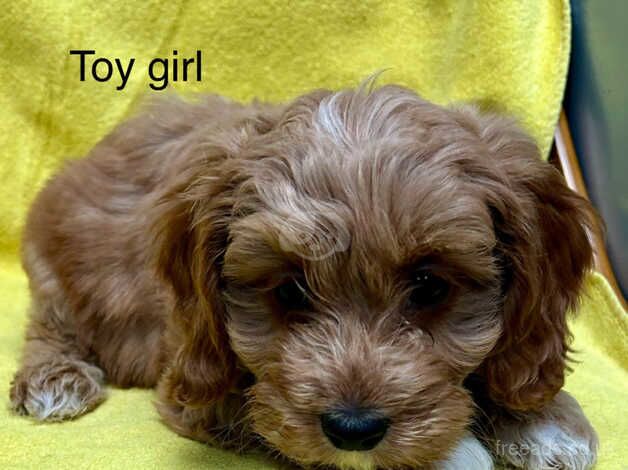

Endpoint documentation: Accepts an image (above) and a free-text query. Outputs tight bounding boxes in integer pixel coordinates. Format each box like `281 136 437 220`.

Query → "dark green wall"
565 0 627 297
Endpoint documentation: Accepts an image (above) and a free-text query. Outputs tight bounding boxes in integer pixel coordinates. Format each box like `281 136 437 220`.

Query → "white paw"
11 360 106 421
496 422 597 470
434 434 494 470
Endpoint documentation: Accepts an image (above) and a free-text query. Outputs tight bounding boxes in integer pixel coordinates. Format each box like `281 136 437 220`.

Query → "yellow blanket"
0 1 625 468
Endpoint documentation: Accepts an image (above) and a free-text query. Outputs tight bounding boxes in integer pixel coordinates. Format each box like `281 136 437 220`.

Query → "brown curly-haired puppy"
10 84 598 469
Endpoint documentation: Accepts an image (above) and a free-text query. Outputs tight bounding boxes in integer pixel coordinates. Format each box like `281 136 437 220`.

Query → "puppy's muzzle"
320 408 389 451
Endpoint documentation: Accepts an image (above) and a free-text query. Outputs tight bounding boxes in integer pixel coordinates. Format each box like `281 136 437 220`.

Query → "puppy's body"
11 85 598 469
14 96 256 393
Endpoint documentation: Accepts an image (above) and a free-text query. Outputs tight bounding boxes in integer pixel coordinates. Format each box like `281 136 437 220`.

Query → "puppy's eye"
408 270 450 308
274 279 310 311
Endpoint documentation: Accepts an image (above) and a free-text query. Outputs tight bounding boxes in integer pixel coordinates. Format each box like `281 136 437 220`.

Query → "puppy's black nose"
320 408 389 451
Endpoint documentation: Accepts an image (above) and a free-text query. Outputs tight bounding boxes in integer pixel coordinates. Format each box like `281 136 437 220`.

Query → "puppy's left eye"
274 279 311 311
408 270 450 308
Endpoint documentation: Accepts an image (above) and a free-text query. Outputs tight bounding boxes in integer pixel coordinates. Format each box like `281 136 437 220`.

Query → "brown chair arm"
550 110 626 310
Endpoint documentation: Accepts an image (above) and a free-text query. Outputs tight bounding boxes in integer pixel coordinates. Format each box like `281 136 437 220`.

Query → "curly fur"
10 84 598 469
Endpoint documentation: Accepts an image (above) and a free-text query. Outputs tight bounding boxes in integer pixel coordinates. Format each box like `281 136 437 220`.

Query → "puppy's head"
153 85 596 469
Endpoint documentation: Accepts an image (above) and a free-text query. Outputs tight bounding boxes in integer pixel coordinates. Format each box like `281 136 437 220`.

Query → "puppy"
10 83 598 469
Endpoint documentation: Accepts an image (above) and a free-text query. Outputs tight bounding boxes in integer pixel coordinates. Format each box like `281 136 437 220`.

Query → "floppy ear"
152 167 238 407
469 112 599 411
149 103 281 408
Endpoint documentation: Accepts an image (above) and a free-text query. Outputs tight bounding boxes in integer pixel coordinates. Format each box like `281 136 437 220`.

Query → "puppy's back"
19 95 251 387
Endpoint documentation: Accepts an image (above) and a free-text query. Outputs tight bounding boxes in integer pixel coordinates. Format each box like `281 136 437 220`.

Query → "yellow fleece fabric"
0 1 625 469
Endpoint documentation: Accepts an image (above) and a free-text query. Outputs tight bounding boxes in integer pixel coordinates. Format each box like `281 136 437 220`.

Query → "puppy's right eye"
408 270 450 308
274 279 311 311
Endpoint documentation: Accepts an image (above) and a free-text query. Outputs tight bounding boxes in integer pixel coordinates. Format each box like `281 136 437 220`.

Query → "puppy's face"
221 88 505 469
156 85 594 469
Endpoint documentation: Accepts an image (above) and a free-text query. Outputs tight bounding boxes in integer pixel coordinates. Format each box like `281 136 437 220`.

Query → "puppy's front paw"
432 434 494 470
10 359 106 421
495 421 597 470
492 392 598 470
